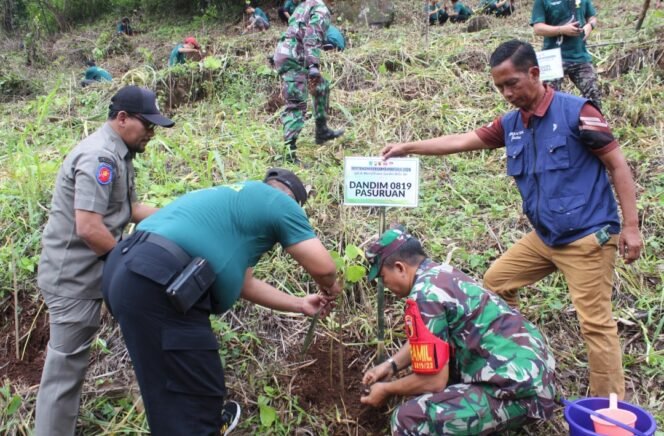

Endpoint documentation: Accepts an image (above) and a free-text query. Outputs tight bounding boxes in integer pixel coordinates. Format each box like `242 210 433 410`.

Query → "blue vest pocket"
543 136 570 170
506 143 525 176
548 194 586 233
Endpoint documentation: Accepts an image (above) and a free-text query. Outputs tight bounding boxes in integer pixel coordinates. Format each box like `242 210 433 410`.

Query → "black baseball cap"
109 86 175 127
264 168 308 205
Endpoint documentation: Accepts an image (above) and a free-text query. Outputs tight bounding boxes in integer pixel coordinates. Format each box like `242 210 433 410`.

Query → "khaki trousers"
35 291 102 436
483 231 624 398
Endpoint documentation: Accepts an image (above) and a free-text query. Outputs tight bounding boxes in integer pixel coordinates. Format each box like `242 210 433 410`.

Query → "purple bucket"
564 397 657 436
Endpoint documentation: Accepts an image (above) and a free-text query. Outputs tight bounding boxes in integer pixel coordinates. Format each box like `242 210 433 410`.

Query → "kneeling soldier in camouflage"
361 227 555 435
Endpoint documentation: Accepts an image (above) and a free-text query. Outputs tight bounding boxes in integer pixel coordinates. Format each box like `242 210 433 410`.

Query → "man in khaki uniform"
35 86 174 436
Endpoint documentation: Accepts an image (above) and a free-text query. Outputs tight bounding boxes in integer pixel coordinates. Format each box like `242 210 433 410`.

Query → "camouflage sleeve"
303 4 330 68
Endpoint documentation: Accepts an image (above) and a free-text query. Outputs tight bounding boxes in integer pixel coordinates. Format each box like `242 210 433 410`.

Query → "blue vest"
501 92 620 246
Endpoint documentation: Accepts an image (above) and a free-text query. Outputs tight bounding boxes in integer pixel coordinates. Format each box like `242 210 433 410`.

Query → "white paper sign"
343 157 419 207
536 48 564 81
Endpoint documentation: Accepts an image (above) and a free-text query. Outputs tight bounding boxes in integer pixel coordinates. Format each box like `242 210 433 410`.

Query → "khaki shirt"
38 123 137 299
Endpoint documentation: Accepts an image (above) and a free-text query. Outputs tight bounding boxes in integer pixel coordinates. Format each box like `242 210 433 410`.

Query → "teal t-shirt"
325 25 345 50
84 66 112 82
454 2 472 17
137 181 316 312
531 0 596 64
168 43 185 66
255 7 269 22
283 0 296 15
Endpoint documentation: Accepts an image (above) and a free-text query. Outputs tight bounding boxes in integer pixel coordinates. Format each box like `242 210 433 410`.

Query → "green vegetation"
0 1 662 434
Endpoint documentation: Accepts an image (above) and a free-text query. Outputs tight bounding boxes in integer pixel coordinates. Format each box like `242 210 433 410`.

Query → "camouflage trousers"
280 66 330 142
391 383 544 435
546 61 602 110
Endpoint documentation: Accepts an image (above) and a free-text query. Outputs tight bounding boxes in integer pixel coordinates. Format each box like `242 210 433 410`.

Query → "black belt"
131 231 192 266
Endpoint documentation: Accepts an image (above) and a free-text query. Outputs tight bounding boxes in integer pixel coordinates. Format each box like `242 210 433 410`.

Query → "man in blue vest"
380 39 642 400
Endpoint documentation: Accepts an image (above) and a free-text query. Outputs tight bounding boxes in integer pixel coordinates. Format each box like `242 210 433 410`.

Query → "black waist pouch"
165 257 216 314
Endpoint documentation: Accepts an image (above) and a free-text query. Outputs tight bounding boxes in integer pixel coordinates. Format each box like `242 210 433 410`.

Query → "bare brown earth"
287 336 391 435
0 293 48 388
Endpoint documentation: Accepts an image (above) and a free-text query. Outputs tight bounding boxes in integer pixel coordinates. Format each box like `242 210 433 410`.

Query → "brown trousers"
483 231 624 398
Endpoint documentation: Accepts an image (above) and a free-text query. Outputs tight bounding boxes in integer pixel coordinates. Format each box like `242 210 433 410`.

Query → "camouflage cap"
366 226 413 281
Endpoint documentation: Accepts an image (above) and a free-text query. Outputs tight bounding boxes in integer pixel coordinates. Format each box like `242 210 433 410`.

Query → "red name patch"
96 163 113 185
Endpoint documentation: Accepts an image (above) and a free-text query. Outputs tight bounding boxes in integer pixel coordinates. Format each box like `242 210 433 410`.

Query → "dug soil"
0 294 49 388
289 337 391 435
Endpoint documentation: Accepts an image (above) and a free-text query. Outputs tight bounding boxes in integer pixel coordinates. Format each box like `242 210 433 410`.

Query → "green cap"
365 226 412 281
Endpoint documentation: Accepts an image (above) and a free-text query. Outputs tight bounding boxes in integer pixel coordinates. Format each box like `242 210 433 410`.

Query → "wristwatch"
387 357 399 375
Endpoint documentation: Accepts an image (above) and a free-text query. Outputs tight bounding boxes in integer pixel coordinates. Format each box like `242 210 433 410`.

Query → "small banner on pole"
343 157 420 207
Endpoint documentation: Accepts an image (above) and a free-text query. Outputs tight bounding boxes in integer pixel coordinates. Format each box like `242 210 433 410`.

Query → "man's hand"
381 143 409 160
320 280 342 298
360 382 389 407
619 225 643 264
559 20 584 37
308 65 321 80
362 361 392 385
300 294 335 317
582 23 593 40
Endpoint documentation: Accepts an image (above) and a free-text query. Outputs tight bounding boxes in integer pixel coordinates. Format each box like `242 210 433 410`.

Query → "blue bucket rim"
563 397 657 436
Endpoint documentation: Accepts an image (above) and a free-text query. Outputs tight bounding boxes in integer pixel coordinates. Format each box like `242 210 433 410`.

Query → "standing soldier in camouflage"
361 227 555 435
273 0 344 163
531 0 601 108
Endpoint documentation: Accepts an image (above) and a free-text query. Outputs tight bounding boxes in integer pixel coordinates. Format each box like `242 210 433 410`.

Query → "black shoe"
220 401 241 435
315 119 344 145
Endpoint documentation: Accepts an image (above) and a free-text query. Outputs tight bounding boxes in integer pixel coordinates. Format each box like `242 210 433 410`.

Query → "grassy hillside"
1 0 662 434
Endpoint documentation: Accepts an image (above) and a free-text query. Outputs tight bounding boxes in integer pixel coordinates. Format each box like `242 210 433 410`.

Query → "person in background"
35 86 174 436
81 61 112 87
479 0 515 17
427 0 449 25
278 0 298 23
168 36 203 67
244 5 270 33
322 24 346 51
361 227 555 434
380 40 642 400
449 0 472 22
531 0 601 108
273 0 344 163
102 168 342 435
116 16 133 35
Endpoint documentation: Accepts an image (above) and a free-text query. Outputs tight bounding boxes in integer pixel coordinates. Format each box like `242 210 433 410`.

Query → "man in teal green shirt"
480 0 514 17
426 0 449 25
244 6 270 32
81 61 112 87
531 0 601 108
279 0 298 23
116 17 133 35
102 168 341 435
168 36 202 67
323 24 346 51
450 0 472 22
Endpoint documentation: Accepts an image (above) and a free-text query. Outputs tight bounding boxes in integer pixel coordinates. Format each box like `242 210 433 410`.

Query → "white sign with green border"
343 157 419 207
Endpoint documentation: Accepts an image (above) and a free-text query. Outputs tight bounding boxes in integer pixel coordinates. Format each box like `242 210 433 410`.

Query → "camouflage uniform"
547 62 601 110
391 259 556 435
273 0 331 144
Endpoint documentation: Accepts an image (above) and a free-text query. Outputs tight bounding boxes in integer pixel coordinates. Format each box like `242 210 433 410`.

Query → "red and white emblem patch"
96 163 113 185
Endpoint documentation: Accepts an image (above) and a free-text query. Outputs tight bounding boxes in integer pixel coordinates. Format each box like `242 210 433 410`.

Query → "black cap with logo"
263 168 308 206
109 86 175 127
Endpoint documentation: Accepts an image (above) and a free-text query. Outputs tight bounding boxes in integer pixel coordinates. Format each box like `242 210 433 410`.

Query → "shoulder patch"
96 163 113 185
98 156 117 169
